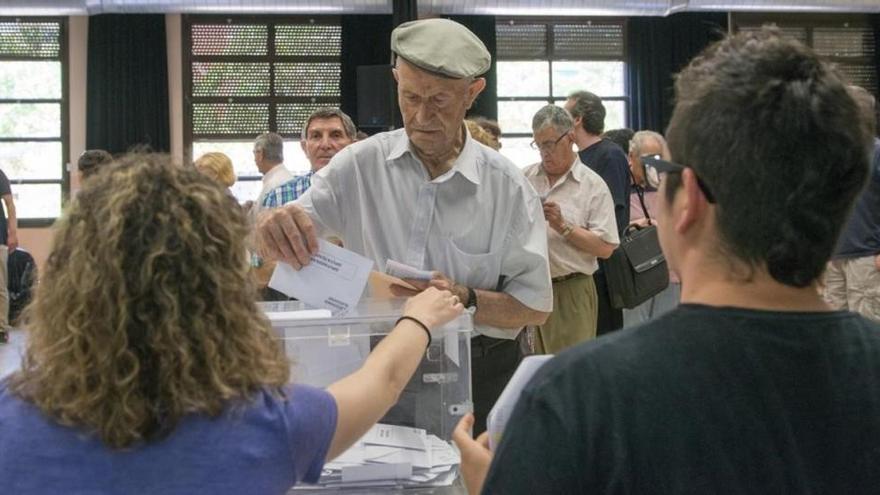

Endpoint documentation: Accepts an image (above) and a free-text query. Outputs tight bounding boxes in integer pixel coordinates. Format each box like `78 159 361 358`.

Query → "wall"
166 14 184 163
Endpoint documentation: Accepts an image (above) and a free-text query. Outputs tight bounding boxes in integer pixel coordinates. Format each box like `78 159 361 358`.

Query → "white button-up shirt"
524 157 619 278
296 128 552 339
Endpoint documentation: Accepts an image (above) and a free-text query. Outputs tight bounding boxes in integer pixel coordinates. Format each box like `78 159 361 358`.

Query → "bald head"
629 131 669 187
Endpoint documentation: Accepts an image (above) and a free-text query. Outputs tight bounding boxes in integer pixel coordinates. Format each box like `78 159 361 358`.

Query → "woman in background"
0 153 462 494
194 151 236 190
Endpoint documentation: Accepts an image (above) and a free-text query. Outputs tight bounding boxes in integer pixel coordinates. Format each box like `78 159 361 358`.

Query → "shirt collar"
386 125 481 185
534 155 585 184
387 129 410 162
262 163 288 184
568 156 588 183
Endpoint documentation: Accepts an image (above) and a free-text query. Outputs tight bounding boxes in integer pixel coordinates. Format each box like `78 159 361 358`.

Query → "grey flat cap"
391 18 491 79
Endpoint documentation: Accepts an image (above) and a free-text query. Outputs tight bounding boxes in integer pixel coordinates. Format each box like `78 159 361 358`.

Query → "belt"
551 272 587 284
471 334 515 358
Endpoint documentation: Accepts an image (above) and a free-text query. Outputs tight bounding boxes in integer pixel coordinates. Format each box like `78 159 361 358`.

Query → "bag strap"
628 168 652 224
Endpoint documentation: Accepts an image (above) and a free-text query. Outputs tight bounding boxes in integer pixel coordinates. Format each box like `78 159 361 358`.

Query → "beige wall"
167 14 184 163
19 16 89 271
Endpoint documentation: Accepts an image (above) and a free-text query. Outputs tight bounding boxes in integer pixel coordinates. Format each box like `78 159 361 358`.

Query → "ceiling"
3 0 879 16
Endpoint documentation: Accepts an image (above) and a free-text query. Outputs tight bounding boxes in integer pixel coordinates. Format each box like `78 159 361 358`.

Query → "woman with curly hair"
0 153 463 494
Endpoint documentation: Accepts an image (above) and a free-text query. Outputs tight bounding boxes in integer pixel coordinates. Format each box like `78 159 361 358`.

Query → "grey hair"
254 132 284 163
629 130 670 159
301 108 357 141
531 104 574 135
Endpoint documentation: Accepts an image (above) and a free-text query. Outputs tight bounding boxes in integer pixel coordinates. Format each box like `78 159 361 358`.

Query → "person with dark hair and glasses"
454 29 880 494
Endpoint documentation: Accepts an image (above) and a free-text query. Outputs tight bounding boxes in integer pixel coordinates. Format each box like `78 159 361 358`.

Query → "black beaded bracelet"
395 316 432 348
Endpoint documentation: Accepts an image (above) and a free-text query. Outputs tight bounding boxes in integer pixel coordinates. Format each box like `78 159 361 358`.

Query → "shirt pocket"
560 201 582 228
440 237 503 291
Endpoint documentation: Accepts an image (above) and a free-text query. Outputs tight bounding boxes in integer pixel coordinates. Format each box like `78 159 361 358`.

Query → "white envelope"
362 424 427 451
268 240 373 315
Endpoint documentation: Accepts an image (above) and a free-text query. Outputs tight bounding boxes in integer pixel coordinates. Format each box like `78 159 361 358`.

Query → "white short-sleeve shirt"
296 128 552 338
524 157 620 278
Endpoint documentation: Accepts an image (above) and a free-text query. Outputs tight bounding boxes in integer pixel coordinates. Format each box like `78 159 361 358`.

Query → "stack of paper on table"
299 423 460 490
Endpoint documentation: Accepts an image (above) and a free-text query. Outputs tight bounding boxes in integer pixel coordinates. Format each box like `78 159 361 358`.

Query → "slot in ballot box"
259 298 473 493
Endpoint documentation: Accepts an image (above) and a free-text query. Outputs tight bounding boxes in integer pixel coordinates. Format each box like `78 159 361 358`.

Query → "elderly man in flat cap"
257 18 552 433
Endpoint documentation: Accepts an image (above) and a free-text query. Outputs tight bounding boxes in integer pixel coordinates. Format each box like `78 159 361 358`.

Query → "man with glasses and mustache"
523 105 618 353
256 18 552 434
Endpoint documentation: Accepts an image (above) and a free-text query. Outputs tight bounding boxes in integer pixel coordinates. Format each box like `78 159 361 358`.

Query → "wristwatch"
465 286 478 309
560 222 574 238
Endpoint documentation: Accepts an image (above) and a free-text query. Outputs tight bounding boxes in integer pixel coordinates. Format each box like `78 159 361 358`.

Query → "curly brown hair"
8 153 289 448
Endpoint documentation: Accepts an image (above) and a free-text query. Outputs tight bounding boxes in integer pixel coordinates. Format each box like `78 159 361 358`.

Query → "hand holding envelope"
368 271 418 299
268 239 373 315
369 259 434 299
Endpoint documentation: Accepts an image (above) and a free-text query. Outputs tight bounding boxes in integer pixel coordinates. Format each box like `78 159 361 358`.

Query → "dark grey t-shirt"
484 304 880 494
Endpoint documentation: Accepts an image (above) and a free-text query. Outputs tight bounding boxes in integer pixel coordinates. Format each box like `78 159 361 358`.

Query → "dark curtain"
626 13 727 133
86 14 169 153
340 15 394 127
446 15 498 121
871 14 880 134
392 0 418 28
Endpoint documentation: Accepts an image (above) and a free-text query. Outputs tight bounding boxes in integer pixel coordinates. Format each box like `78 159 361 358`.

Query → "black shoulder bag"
604 182 669 309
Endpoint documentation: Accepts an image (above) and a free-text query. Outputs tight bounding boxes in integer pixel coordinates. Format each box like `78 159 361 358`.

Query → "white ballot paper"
486 354 553 451
268 240 373 315
299 423 460 491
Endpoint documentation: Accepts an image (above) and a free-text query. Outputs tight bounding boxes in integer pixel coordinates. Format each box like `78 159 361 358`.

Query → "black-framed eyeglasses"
641 154 716 204
530 132 568 152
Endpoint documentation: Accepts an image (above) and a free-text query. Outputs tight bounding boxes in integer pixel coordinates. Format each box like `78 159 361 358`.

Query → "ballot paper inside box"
260 298 473 439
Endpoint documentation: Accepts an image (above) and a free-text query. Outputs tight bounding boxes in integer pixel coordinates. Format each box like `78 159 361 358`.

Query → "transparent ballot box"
259 298 472 493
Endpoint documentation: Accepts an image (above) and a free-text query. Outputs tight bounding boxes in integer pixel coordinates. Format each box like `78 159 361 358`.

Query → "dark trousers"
471 335 522 435
594 270 623 336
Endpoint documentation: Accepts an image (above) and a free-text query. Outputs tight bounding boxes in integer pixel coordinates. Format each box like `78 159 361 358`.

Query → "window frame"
0 16 70 227
732 13 878 96
181 14 342 189
495 17 629 150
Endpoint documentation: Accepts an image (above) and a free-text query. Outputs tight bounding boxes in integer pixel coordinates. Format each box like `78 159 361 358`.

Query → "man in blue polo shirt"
824 86 880 321
565 91 631 335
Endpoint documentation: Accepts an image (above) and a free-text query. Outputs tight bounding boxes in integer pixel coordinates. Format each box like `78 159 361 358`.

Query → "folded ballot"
296 423 460 491
385 259 434 281
486 355 554 451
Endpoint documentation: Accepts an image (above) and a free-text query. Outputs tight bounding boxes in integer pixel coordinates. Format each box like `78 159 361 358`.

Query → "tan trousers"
824 255 880 321
534 273 598 354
